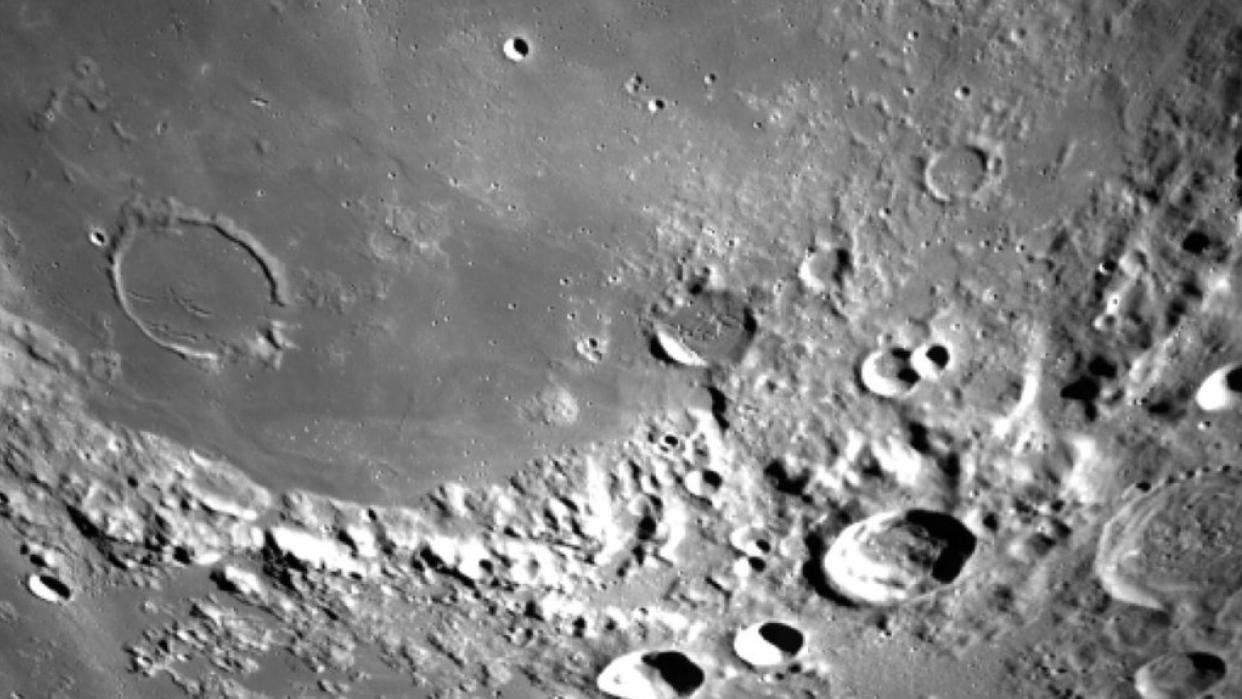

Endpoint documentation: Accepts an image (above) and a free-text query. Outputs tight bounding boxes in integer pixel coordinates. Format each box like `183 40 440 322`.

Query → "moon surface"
0 0 1240 697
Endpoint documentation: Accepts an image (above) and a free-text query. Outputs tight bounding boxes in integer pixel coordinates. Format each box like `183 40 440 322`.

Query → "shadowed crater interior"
901 509 978 584
641 651 705 695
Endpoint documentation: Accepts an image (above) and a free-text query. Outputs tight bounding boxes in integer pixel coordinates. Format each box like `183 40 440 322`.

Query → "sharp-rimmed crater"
820 508 977 606
733 620 805 669
502 35 532 62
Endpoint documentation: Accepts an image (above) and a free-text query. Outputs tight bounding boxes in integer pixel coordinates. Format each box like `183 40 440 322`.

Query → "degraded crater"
108 196 292 366
798 246 852 294
924 141 1001 204
1133 651 1227 699
1096 471 1242 613
821 508 976 606
651 290 755 368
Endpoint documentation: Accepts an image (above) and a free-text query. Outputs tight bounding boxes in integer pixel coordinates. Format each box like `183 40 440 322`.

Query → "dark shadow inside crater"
758 621 805 656
641 651 705 695
902 509 977 584
1188 651 1227 679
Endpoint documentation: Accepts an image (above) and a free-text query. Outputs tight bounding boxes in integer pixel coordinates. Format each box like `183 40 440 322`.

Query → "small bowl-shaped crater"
683 468 723 499
502 35 532 62
910 341 953 379
729 524 773 558
733 620 805 669
859 346 920 398
1194 362 1242 412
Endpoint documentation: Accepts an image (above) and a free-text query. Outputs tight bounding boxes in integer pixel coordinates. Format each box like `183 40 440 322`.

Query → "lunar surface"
0 0 1241 697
